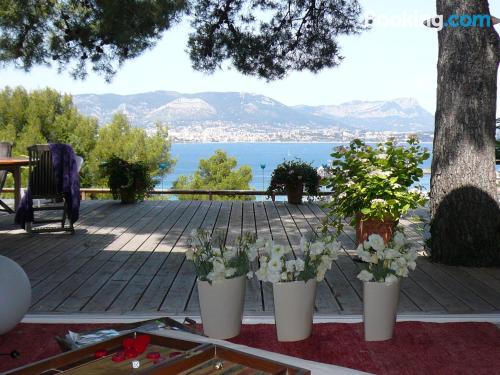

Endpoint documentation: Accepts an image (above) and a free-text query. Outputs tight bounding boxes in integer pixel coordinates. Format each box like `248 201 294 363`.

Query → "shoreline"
171 141 435 145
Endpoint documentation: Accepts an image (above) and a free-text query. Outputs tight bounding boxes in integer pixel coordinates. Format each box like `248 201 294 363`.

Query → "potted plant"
323 138 429 244
356 231 418 341
100 156 156 204
255 235 340 341
186 229 257 339
267 159 320 204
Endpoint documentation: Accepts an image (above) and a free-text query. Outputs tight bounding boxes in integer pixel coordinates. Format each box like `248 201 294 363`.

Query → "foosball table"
4 331 310 374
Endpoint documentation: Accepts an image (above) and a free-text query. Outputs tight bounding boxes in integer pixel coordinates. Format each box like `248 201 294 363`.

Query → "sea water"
158 142 434 191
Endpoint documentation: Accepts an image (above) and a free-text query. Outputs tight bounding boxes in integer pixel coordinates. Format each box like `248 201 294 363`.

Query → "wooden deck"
1 200 500 318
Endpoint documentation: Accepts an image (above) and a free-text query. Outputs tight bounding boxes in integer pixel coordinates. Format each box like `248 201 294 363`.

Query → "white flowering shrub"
187 229 258 283
356 232 418 283
322 138 430 234
255 236 341 283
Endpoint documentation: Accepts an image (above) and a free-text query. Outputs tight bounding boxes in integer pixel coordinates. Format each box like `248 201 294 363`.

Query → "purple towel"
15 144 80 228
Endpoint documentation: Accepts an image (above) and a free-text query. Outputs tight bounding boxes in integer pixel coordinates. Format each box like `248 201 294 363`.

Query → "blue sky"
1 0 499 113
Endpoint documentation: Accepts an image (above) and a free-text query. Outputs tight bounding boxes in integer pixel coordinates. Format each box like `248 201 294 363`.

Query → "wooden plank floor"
1 200 500 317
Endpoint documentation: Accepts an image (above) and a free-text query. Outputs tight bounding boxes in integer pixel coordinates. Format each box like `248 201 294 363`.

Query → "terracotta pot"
363 279 401 341
273 280 317 342
197 275 246 339
356 214 396 245
287 183 304 204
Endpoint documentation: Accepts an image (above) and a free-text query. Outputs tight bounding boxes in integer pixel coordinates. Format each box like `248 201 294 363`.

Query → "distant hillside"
73 91 434 133
294 98 434 132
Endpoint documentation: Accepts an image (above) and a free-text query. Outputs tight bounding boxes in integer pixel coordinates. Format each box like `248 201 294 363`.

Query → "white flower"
385 274 398 284
254 238 267 249
212 257 225 274
212 247 222 256
321 255 333 270
185 249 194 261
285 259 296 273
267 271 281 283
246 271 254 279
384 248 401 260
267 257 282 273
271 245 288 259
247 246 258 262
356 245 372 263
346 180 354 187
371 198 386 205
393 232 406 248
375 153 388 159
309 241 325 256
316 269 326 282
357 270 374 282
255 267 268 281
225 268 237 278
338 192 347 199
295 258 305 272
280 272 288 281
368 234 386 252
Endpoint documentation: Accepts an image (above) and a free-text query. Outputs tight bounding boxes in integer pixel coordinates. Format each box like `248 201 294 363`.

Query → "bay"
158 142 434 190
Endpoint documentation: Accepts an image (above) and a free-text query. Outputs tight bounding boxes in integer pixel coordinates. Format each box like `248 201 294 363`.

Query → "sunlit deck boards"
1 200 500 317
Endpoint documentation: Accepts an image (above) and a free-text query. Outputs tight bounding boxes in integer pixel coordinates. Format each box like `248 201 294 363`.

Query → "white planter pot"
273 280 317 342
363 279 401 341
197 275 246 339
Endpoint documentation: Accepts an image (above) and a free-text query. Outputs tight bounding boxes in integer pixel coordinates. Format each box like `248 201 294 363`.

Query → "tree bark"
431 0 500 266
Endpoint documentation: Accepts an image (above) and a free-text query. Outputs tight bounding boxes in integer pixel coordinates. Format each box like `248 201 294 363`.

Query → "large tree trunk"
431 0 500 266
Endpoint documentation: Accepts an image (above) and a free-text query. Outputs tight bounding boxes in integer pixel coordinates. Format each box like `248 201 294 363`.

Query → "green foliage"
0 0 188 80
100 156 156 203
0 86 174 189
267 159 320 197
173 150 253 200
87 113 175 187
323 138 430 235
0 1 364 80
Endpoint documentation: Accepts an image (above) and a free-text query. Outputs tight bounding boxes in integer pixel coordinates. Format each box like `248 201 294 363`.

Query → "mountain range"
73 90 434 133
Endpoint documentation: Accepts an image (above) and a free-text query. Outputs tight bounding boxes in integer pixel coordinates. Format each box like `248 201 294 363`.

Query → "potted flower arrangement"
255 236 340 341
186 229 257 339
323 138 429 244
267 159 320 204
100 156 156 204
356 231 418 341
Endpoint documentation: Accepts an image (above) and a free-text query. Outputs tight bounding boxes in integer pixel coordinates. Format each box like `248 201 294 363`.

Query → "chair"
25 145 74 233
0 142 13 213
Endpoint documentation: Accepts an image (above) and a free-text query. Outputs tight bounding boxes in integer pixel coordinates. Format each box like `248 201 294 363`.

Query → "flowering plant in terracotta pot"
322 138 429 243
254 235 340 341
186 229 257 339
267 159 320 204
355 231 419 342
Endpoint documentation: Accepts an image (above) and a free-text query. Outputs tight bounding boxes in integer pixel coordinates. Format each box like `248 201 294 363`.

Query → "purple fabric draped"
15 144 80 228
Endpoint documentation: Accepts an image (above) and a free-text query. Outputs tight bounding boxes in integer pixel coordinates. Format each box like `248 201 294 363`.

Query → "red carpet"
1 322 499 374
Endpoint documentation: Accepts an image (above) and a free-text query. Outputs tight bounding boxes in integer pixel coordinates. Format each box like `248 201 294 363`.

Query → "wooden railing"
1 187 335 201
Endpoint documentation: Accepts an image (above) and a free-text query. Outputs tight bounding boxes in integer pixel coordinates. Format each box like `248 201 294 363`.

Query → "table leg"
13 166 21 211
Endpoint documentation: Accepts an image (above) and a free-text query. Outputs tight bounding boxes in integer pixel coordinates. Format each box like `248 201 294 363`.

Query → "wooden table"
0 157 29 212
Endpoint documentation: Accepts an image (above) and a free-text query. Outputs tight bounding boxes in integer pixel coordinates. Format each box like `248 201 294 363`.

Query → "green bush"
266 159 320 197
323 138 430 234
100 156 156 203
